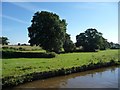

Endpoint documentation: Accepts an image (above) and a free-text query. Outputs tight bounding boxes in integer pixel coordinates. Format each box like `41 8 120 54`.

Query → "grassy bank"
2 49 120 88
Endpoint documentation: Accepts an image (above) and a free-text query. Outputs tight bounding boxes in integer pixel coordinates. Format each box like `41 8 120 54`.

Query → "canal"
12 66 120 88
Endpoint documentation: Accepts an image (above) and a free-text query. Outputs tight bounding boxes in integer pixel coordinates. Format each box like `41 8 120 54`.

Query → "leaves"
76 28 108 51
0 36 9 45
28 11 67 53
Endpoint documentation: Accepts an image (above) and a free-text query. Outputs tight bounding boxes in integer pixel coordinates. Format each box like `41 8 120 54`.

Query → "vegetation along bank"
2 49 120 88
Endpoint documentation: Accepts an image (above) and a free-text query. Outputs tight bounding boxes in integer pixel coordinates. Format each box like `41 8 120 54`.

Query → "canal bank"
2 60 120 89
13 65 119 88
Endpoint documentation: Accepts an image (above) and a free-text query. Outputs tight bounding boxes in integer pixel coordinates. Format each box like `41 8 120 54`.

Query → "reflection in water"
14 66 119 88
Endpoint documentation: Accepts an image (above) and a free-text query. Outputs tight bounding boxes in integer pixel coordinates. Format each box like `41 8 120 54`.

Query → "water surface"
14 66 119 88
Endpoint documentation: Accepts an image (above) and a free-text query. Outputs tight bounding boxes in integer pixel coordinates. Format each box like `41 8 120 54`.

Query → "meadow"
2 46 120 87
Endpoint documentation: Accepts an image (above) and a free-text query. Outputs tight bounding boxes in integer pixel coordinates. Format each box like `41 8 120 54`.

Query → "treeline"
28 11 120 53
1 11 120 53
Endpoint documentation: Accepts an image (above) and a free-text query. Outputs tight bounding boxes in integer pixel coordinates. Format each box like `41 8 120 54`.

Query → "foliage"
18 43 21 46
2 51 56 58
28 11 67 53
0 37 9 45
63 34 76 52
109 42 120 49
98 37 110 50
76 28 108 51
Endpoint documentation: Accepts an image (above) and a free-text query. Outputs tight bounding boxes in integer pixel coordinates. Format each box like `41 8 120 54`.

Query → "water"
14 66 119 88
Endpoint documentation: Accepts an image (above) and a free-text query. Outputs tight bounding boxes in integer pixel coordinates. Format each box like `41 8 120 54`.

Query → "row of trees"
28 11 120 53
1 11 119 53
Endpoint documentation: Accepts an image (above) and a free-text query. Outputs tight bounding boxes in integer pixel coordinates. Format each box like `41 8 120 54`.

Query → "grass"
2 45 46 52
2 49 119 78
2 49 120 87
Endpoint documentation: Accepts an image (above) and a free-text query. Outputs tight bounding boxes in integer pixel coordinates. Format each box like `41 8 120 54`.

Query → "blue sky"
2 2 118 44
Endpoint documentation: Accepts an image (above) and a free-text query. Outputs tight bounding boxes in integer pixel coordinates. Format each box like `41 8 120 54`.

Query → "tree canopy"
63 34 75 52
28 11 119 53
0 37 9 45
28 11 67 53
76 28 108 51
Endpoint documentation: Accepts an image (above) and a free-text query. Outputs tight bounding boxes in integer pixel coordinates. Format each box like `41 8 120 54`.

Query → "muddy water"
14 66 120 88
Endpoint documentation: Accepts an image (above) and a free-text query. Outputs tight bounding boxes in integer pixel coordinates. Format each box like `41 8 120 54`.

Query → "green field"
2 45 46 52
2 49 119 78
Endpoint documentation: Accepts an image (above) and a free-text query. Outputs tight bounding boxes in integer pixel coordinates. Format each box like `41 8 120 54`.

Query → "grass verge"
2 49 120 88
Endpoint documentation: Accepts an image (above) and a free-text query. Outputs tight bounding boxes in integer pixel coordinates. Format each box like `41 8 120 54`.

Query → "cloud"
3 2 53 13
1 15 29 25
1 2 55 25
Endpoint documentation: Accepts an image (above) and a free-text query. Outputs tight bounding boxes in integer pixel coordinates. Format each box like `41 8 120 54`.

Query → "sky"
1 2 118 45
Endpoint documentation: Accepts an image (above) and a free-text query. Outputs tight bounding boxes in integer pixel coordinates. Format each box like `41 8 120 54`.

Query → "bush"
2 47 8 49
63 41 76 53
18 47 25 51
2 46 18 51
2 51 56 58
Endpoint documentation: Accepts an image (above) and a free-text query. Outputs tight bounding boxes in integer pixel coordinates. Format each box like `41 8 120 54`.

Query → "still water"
14 66 119 88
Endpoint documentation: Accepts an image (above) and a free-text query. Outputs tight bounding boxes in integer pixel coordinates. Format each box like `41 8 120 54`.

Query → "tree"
63 34 75 52
109 42 120 49
28 11 67 53
76 28 106 51
18 43 21 46
0 37 9 45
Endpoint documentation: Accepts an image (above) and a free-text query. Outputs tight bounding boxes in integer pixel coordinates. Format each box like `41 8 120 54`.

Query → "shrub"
2 51 56 58
2 47 18 51
63 40 76 53
2 47 8 49
18 47 25 51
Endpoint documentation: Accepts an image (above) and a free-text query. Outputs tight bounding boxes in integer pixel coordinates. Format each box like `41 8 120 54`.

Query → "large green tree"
76 28 107 51
0 37 9 45
28 11 67 53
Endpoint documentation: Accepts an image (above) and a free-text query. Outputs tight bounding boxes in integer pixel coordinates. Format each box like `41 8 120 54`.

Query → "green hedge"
2 51 56 58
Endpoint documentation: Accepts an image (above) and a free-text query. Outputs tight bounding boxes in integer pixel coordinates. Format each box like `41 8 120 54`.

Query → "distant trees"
28 11 67 53
76 28 109 51
18 43 21 46
0 37 9 45
109 42 120 49
63 34 76 52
